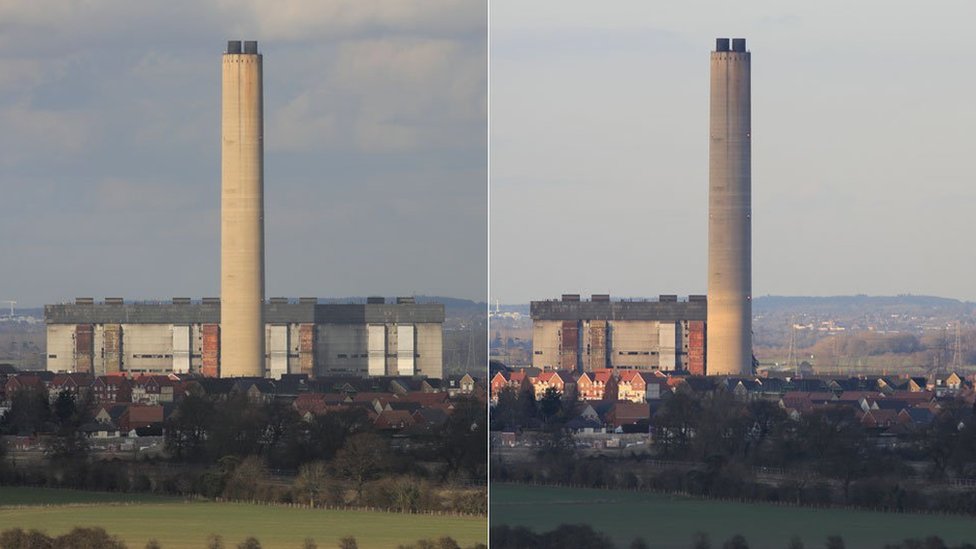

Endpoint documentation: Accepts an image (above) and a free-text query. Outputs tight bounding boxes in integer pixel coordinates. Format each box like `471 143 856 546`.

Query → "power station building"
45 297 444 379
531 295 707 375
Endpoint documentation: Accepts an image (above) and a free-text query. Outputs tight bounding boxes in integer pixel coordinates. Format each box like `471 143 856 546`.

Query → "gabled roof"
786 378 829 392
232 378 277 395
399 391 449 406
592 370 614 384
93 375 130 388
900 407 936 425
837 391 882 402
875 399 909 412
412 407 449 427
388 401 423 413
6 375 46 391
758 377 788 392
374 409 415 430
51 373 93 388
887 390 934 403
617 370 646 385
681 376 719 393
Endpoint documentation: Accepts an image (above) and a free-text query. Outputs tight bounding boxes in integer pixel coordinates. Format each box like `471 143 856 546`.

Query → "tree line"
490 525 976 549
0 390 486 515
490 387 976 514
0 528 487 549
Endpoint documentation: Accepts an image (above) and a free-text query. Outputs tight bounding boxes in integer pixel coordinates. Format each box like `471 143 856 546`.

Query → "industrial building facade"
531 295 706 375
46 297 443 379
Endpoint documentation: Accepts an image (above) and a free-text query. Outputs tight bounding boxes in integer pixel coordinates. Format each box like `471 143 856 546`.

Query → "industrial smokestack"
220 40 265 377
707 37 752 376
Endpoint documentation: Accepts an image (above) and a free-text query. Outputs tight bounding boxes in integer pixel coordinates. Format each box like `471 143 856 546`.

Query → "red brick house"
532 371 573 400
577 369 618 401
92 375 132 404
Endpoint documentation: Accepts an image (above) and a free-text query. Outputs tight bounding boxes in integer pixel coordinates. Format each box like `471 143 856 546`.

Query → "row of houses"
491 369 668 404
491 367 975 436
1 371 485 439
491 367 972 405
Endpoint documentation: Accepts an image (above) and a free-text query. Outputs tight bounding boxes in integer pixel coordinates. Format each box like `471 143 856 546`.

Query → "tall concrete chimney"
707 37 752 376
220 40 265 377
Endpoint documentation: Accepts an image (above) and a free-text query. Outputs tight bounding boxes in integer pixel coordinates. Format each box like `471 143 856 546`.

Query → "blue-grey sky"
491 0 976 304
0 0 486 307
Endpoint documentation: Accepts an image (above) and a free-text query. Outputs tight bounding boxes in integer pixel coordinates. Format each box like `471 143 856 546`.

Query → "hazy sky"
491 0 976 304
0 1 487 307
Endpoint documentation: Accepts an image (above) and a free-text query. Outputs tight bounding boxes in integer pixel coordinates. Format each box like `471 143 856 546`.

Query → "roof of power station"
45 298 445 325
530 294 707 322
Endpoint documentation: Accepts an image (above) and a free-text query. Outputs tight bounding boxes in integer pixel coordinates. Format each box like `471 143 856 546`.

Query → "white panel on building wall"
659 322 677 371
269 324 288 379
368 324 386 376
396 324 415 376
172 325 191 374
46 325 76 372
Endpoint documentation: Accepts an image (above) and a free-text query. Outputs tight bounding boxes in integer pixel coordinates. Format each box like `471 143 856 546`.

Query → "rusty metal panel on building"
584 320 607 371
202 324 220 377
75 324 94 373
559 320 579 372
103 324 122 374
688 320 706 375
299 323 315 376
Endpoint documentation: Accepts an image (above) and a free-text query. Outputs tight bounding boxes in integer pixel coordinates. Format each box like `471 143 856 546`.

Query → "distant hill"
753 295 976 315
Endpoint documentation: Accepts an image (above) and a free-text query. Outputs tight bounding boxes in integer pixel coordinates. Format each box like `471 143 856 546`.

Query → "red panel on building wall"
559 320 579 372
202 324 220 377
688 320 706 375
75 324 94 374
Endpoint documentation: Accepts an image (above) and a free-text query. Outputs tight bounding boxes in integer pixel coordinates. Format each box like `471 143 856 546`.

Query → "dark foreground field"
491 484 976 549
0 487 486 548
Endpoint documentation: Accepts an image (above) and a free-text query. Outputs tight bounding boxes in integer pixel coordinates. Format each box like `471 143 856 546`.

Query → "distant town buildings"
45 297 443 379
530 294 707 375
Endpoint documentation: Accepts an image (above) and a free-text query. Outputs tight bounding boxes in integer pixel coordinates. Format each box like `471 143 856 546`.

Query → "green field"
0 488 486 549
491 484 976 549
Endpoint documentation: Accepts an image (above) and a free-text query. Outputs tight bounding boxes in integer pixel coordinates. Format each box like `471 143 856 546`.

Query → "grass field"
491 484 976 549
0 488 486 549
